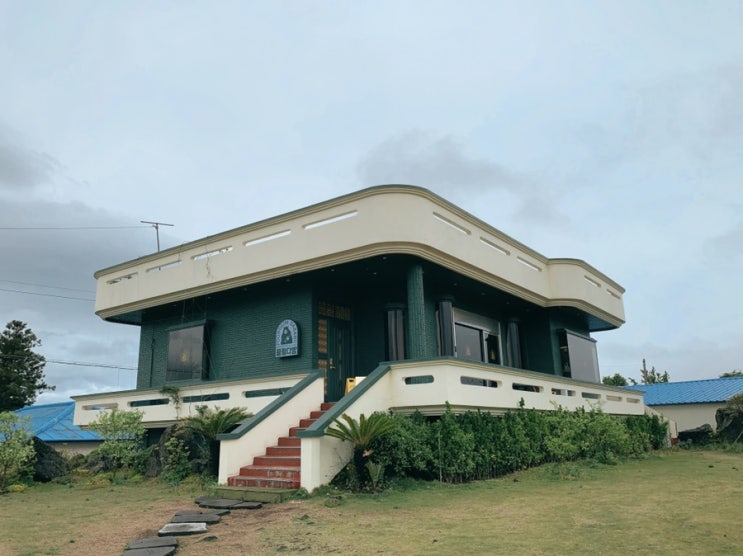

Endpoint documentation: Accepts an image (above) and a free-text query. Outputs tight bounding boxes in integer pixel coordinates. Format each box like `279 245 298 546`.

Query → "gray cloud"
0 142 61 189
357 130 529 195
356 130 573 229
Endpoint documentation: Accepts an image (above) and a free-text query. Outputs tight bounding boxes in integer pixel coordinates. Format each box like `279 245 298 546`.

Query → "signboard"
275 319 299 358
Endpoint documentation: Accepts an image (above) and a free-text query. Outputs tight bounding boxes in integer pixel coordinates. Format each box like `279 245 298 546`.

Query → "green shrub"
367 406 667 485
88 409 145 478
0 412 35 490
369 412 433 479
161 436 191 485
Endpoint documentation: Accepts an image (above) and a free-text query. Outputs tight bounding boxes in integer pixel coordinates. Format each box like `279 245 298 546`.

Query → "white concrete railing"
385 360 644 415
72 374 310 428
299 359 644 490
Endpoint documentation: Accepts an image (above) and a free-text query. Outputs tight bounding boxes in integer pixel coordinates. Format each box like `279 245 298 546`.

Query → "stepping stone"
124 547 176 556
175 508 230 517
195 498 244 509
231 501 263 510
171 513 221 524
158 522 208 536
126 537 178 550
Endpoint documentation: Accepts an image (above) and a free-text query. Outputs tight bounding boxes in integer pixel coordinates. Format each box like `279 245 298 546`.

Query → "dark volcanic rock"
31 437 67 482
716 407 743 443
678 423 714 444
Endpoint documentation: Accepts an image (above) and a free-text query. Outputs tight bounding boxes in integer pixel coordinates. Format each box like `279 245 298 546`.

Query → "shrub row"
369 406 667 483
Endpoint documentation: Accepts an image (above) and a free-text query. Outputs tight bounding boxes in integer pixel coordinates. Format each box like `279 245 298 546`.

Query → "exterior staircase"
226 402 334 490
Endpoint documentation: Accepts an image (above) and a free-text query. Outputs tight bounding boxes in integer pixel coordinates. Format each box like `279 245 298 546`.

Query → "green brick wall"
137 282 314 389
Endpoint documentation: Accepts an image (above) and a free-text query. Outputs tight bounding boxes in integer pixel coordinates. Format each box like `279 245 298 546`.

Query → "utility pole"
141 221 174 252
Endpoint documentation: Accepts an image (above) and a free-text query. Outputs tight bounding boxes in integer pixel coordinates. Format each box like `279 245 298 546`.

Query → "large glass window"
166 324 208 381
442 308 501 365
559 329 599 383
455 323 484 362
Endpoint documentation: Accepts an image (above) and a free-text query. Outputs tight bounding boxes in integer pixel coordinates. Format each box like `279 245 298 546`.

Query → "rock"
231 501 263 510
126 537 178 550
678 424 714 444
716 407 743 443
31 437 68 482
171 513 221 524
195 497 243 509
158 523 208 536
145 424 210 478
124 547 176 556
175 508 230 517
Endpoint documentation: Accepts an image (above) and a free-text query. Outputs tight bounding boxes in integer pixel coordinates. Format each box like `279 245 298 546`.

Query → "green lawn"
1 450 741 555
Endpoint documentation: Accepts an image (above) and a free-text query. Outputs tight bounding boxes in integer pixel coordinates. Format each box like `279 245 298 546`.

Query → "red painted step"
277 436 300 447
227 403 335 490
266 445 300 457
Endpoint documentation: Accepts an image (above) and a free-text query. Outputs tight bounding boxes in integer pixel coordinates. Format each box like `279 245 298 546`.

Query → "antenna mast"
141 220 174 252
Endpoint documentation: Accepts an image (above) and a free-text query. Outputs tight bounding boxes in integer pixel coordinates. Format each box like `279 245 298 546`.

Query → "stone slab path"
123 497 263 553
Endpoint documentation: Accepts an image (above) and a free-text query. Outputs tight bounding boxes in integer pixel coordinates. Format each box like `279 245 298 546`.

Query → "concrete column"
406 263 427 359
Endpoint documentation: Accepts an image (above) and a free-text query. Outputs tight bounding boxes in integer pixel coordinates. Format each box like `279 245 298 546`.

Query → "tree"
639 358 669 384
720 370 743 378
0 412 36 491
0 321 54 411
88 409 145 477
602 373 630 386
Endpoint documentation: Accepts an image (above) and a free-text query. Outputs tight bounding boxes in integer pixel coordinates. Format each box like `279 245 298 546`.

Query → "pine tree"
0 321 54 411
639 358 669 384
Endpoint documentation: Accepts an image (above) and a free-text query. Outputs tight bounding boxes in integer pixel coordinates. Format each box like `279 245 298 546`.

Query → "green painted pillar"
406 263 427 359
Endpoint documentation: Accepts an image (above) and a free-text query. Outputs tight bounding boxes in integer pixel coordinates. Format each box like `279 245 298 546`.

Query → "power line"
0 279 94 294
0 287 94 302
0 353 136 371
0 225 150 231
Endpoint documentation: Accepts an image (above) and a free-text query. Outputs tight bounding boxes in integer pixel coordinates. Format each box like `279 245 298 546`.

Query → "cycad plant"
185 405 251 475
325 412 396 489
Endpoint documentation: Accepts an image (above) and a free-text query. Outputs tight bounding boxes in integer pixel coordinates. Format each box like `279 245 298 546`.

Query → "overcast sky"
1 1 741 405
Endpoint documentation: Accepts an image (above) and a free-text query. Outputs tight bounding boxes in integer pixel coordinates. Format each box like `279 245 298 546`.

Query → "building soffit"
94 185 625 328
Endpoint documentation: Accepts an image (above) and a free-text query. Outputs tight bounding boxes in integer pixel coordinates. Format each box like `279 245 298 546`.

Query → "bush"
161 436 191 485
367 406 667 485
432 408 475 483
0 412 35 490
88 409 145 478
368 412 433 479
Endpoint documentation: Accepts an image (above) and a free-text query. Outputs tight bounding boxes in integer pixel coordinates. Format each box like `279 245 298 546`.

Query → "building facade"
74 185 643 489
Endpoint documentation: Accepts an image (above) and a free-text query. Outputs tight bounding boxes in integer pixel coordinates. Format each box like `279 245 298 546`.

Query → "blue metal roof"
14 402 101 443
626 377 743 406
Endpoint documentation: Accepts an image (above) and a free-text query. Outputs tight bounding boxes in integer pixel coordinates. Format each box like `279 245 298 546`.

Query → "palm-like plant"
185 405 251 475
326 412 397 489
185 405 251 440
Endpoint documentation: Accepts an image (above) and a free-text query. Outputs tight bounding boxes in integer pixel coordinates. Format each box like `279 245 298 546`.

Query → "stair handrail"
217 370 323 441
298 363 392 438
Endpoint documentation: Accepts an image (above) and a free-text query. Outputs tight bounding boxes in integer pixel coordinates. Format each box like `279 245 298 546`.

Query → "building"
627 377 743 432
73 185 644 490
16 401 101 455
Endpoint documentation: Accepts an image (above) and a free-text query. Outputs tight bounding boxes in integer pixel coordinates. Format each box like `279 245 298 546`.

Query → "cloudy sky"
1 1 741 404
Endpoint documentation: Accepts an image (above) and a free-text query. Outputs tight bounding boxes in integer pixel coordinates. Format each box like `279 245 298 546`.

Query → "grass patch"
0 479 208 555
0 450 741 555
257 450 743 555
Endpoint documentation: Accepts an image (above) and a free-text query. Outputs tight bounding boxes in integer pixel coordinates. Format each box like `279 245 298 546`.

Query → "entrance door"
318 302 353 402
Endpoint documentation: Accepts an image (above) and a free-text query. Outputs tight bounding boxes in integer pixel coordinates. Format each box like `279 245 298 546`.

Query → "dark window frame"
166 321 210 382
